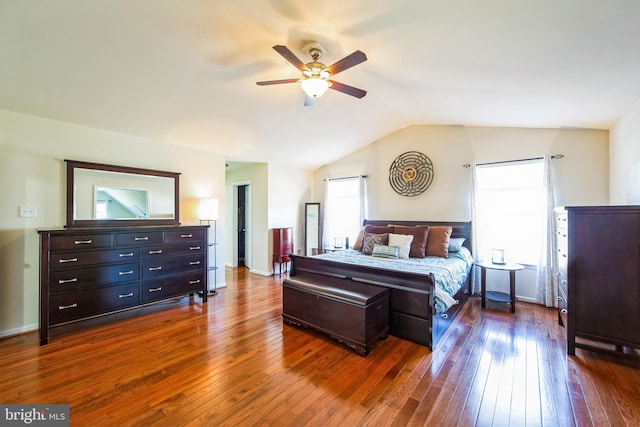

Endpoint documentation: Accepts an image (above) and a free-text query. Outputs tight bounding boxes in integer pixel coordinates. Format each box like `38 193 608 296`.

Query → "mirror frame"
304 202 322 256
66 159 180 228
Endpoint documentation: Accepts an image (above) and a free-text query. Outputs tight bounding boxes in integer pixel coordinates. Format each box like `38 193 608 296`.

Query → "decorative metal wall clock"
388 151 434 197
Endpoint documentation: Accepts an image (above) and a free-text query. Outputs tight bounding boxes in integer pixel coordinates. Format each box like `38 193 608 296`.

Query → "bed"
287 220 473 350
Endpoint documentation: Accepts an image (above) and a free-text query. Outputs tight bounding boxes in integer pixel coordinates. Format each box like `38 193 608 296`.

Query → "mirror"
66 159 180 227
304 203 321 256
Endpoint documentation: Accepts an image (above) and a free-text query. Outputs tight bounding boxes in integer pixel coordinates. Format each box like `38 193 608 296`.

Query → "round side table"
476 260 524 313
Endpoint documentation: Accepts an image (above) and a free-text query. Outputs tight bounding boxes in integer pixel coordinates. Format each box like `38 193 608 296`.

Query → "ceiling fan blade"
256 78 299 86
327 50 367 75
304 95 316 107
272 45 307 72
329 81 367 98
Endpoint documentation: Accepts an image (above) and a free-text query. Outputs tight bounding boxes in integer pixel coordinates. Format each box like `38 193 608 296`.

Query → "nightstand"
476 260 524 313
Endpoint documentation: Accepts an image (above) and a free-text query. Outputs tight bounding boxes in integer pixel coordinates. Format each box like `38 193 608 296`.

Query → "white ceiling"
2 0 640 170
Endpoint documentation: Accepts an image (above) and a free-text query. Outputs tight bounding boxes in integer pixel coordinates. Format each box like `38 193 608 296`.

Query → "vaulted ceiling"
2 1 640 170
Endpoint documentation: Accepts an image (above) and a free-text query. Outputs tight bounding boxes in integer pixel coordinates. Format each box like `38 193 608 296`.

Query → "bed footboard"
289 254 438 349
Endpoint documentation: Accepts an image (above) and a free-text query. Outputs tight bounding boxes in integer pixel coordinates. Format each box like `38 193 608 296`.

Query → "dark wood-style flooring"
1 267 640 426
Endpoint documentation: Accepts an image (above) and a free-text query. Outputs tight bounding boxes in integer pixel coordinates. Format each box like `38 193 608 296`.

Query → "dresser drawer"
142 255 205 279
51 234 113 251
142 242 205 259
50 248 140 271
49 262 140 292
82 283 141 315
49 293 82 324
116 231 164 246
165 229 206 243
142 272 205 302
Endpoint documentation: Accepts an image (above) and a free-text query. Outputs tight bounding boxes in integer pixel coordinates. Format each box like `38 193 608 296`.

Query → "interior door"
237 185 247 267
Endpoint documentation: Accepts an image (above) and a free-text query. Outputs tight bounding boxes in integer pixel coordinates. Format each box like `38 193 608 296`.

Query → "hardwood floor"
2 267 640 426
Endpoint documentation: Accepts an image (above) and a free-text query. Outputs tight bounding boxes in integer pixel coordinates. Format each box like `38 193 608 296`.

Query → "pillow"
448 237 466 252
362 232 389 255
390 225 429 258
388 233 414 259
371 244 400 259
353 228 365 251
426 226 452 258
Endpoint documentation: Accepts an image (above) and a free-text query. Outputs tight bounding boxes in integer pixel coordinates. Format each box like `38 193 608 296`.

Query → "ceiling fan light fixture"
301 76 331 98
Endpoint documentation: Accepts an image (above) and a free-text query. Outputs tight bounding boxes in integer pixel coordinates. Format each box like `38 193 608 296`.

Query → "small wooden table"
477 261 524 313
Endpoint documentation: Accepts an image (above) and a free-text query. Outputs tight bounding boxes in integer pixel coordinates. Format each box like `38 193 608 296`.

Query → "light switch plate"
19 205 38 218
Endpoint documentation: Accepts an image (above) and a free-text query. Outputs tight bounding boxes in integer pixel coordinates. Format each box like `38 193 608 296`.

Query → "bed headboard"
362 219 472 253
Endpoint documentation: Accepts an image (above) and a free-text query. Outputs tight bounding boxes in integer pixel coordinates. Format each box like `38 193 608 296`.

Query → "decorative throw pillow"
390 225 429 258
353 228 365 251
371 244 400 259
426 226 452 258
362 232 389 255
448 237 466 252
388 233 414 259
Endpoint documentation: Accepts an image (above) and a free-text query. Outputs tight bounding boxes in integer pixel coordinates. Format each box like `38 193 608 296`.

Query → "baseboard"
250 268 272 277
0 323 38 339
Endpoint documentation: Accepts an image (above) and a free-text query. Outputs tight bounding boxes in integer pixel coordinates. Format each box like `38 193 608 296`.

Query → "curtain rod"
324 175 369 182
462 154 563 168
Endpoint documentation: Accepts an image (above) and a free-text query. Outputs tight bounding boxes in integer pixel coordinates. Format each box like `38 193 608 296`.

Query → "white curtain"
358 175 368 226
470 164 481 294
322 180 333 250
534 154 558 307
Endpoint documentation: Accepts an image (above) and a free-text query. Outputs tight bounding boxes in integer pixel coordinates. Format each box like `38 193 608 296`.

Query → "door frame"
231 181 251 269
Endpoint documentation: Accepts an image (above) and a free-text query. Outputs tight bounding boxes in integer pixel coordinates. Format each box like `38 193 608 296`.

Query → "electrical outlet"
19 205 38 218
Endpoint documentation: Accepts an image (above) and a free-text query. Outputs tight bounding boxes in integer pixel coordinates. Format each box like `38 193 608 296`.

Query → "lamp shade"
198 198 219 221
301 77 330 98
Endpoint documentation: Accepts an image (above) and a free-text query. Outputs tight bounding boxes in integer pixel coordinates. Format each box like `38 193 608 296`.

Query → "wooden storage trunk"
282 272 389 356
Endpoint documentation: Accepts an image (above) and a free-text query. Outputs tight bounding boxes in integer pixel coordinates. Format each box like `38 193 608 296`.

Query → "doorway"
232 181 251 269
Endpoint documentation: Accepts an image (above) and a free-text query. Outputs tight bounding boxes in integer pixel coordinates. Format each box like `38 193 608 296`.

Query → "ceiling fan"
256 43 367 106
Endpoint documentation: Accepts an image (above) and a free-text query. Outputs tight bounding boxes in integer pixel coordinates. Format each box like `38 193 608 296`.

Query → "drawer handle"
148 250 163 255
560 308 568 314
58 278 78 284
74 239 92 245
149 266 162 271
119 252 135 257
189 261 201 265
119 270 134 276
58 257 78 263
561 280 567 284
189 246 201 250
189 279 201 284
134 236 149 241
181 234 193 238
58 303 78 310
119 292 134 298
442 313 448 319
149 287 162 292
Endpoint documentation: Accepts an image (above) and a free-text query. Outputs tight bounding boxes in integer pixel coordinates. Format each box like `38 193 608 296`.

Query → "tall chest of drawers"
273 227 293 276
39 225 208 345
555 206 640 356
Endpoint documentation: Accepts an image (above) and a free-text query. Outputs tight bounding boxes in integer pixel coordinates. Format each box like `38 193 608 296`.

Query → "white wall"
313 124 609 302
225 164 269 275
610 97 640 204
0 110 226 337
267 164 312 273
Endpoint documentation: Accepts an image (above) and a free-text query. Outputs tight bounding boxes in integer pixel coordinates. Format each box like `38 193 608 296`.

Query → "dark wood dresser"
38 225 208 345
272 227 293 276
556 205 640 356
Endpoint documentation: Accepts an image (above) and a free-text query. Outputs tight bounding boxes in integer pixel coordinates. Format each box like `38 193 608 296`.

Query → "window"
474 159 544 266
95 200 108 219
323 177 367 249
